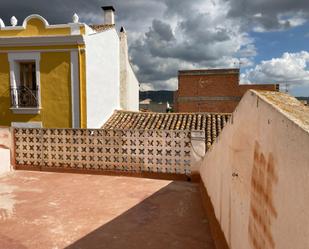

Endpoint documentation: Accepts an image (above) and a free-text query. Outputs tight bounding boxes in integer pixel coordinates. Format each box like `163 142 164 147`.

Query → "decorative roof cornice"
0 35 85 47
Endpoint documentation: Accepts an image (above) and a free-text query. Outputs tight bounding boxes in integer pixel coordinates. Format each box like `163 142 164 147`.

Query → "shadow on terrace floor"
65 181 215 249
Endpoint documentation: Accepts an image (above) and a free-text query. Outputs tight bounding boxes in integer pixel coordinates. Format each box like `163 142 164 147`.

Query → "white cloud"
253 13 307 32
140 83 155 91
129 0 256 90
140 77 178 91
241 51 309 88
228 0 309 32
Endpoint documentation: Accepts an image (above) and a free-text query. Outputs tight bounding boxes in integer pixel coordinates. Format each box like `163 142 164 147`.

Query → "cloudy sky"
1 0 309 96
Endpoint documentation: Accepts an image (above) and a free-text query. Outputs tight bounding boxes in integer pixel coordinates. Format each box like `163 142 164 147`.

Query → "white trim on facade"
70 51 80 128
11 122 42 128
22 14 49 27
0 18 5 28
8 51 41 62
1 26 24 31
69 23 81 35
0 48 85 53
10 107 41 114
0 35 85 47
0 14 84 31
8 52 41 114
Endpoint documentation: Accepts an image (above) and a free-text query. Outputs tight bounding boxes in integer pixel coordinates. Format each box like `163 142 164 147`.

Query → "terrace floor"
0 171 215 249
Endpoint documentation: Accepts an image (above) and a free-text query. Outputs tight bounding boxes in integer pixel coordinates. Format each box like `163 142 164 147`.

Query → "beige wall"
199 90 309 249
119 29 139 112
190 130 206 176
0 127 12 175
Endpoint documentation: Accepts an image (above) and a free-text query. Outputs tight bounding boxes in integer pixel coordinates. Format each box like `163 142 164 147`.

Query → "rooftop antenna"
239 61 244 69
285 83 290 93
233 60 243 69
234 60 243 83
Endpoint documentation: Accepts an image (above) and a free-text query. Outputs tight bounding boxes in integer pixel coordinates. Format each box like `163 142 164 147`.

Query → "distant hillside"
296 97 309 102
139 91 174 103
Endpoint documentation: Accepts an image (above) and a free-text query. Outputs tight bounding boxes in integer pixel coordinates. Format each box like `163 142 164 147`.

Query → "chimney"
102 6 115 25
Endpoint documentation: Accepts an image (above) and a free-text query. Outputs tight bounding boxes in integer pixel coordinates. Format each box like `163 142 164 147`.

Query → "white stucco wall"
126 63 139 111
119 30 139 111
199 90 309 249
0 127 12 175
85 29 120 128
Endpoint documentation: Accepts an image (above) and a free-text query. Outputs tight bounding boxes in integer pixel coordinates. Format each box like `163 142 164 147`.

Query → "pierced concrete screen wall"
13 128 191 174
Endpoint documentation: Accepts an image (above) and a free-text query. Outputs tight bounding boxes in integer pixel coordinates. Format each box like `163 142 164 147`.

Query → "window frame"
8 52 41 114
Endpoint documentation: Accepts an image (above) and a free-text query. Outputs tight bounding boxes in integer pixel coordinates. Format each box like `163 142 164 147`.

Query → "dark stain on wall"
248 142 278 249
0 144 9 149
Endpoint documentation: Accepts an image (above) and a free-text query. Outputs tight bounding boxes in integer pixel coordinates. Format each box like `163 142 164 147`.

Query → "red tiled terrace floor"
0 171 215 249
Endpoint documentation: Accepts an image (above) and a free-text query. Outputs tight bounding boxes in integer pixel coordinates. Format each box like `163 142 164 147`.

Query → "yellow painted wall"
0 51 72 128
0 18 71 37
40 52 72 128
80 26 86 35
0 15 87 128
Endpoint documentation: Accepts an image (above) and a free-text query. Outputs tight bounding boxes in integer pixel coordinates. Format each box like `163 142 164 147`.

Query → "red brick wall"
238 84 278 95
173 90 179 112
174 69 278 113
178 73 239 97
177 100 239 113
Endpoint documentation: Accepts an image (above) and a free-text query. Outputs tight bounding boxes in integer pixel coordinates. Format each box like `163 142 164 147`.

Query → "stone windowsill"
10 107 41 114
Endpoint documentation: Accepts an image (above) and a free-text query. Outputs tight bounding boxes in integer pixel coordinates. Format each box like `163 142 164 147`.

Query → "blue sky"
252 23 309 62
241 22 309 96
244 22 309 96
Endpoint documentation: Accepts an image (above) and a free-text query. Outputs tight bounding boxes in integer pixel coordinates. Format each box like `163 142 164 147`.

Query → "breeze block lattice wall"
14 128 192 175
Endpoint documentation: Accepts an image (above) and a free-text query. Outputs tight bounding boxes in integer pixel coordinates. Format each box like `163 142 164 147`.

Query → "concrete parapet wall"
0 127 12 174
199 90 309 249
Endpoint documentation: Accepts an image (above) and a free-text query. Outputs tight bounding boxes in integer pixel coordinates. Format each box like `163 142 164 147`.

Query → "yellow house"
0 6 139 128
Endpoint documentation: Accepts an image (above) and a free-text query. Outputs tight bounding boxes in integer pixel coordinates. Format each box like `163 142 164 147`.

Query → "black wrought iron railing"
10 86 39 108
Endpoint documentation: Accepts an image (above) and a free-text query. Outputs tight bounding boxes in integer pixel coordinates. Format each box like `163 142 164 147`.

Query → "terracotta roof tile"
89 24 115 32
103 110 231 151
103 110 231 131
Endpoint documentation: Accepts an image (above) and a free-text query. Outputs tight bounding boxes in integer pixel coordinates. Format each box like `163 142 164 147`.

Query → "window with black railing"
11 62 39 108
10 86 39 108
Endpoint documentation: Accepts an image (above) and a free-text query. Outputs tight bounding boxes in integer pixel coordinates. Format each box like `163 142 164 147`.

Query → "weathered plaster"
199 90 309 249
0 171 215 249
119 29 139 112
255 90 309 132
0 182 17 220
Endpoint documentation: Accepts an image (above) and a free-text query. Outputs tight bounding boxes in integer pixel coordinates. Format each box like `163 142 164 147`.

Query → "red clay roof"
103 110 231 150
103 110 231 131
89 24 115 32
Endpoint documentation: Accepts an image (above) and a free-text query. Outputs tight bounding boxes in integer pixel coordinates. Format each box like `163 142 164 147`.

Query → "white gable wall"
85 29 120 128
119 30 139 112
127 63 139 111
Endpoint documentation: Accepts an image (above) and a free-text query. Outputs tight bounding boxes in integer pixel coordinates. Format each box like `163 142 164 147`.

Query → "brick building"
174 68 279 113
